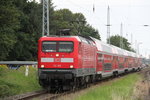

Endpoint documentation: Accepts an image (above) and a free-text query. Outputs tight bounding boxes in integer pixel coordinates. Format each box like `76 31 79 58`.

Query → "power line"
62 0 106 26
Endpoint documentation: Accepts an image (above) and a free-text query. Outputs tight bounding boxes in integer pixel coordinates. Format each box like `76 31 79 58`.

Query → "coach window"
119 57 122 62
86 39 91 44
125 58 128 62
116 56 118 61
98 54 103 62
113 56 116 61
113 56 115 60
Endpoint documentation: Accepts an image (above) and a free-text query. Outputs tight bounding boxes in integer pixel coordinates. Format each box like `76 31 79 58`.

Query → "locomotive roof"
40 35 96 44
40 36 82 42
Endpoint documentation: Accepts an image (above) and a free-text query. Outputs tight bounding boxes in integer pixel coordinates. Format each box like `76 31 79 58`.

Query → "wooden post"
25 65 29 76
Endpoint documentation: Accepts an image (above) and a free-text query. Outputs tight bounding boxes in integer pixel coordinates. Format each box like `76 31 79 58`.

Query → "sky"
37 0 150 58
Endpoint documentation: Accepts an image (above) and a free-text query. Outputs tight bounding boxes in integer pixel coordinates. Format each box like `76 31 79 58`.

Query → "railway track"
2 68 149 100
2 88 74 100
141 67 150 100
2 90 47 100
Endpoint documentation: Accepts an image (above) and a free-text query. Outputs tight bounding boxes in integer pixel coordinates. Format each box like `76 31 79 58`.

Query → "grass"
0 65 41 98
75 73 141 100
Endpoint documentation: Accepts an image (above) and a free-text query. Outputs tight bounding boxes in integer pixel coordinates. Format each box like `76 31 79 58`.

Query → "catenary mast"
107 6 111 44
42 0 49 36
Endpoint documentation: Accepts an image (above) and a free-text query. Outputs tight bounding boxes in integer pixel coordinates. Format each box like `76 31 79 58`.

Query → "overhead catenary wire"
61 0 106 26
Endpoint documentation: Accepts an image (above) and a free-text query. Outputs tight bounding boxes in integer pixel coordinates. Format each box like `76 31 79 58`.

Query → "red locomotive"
38 36 142 91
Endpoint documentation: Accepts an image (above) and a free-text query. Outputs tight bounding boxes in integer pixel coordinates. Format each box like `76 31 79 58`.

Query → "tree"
52 9 100 39
82 24 100 39
8 33 36 60
51 9 73 35
7 0 45 61
0 0 20 60
0 1 100 61
108 35 135 52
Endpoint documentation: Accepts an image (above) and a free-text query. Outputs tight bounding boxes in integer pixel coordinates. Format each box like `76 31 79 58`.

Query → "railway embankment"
0 65 41 98
1 66 150 100
58 68 150 100
132 67 150 100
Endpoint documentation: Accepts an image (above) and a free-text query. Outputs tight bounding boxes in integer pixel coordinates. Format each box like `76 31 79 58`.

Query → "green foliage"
0 34 17 60
8 33 37 60
0 0 100 61
0 0 20 30
75 73 141 100
0 80 19 97
108 35 135 52
52 9 100 39
0 66 41 98
82 24 100 39
0 0 20 60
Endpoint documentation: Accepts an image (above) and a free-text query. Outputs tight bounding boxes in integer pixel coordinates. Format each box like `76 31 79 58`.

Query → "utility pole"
120 23 123 49
137 42 142 54
106 6 111 44
131 33 133 47
135 40 137 53
42 0 49 36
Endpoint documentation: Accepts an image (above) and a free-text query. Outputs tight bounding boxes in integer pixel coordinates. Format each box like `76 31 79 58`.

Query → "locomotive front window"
42 42 57 52
42 41 73 52
58 42 73 52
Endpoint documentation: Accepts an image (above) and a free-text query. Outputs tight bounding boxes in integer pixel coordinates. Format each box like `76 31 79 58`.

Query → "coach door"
112 56 118 69
97 53 103 72
124 57 128 68
103 54 112 72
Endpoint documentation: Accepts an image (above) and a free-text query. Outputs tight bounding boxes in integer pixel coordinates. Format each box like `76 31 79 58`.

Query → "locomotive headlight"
70 65 74 68
41 65 44 68
56 54 59 57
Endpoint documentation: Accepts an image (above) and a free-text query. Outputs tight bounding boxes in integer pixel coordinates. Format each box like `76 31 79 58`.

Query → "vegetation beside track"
75 73 141 100
0 65 41 98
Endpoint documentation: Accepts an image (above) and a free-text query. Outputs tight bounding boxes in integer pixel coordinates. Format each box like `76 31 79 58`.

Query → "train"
37 35 143 91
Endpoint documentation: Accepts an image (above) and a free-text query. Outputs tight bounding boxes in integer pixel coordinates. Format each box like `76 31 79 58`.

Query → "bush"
0 66 41 98
0 80 19 97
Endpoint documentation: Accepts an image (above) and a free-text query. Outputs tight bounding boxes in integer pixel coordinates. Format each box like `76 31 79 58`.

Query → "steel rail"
2 90 46 100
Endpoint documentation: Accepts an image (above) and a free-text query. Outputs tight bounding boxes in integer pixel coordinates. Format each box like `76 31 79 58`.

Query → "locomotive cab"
38 36 97 91
38 36 79 90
